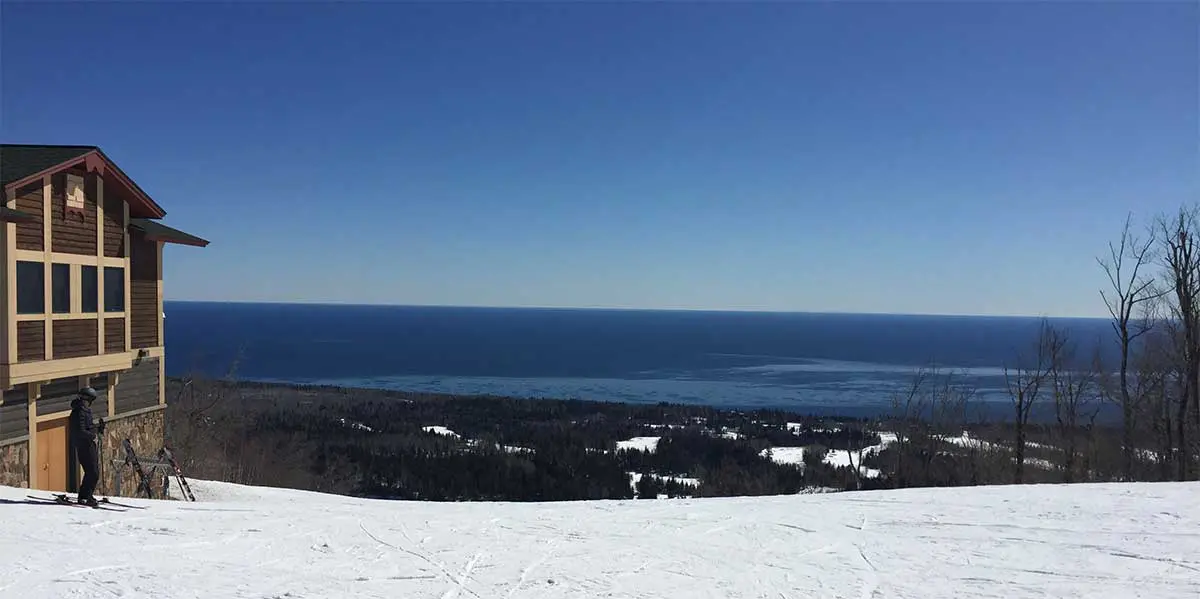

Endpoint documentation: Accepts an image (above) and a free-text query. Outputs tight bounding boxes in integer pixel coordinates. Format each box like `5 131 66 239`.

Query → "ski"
122 438 155 499
45 493 147 509
158 445 196 502
25 495 128 512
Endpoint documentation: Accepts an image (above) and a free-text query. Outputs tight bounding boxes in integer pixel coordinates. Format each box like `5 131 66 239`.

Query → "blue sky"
2 2 1195 317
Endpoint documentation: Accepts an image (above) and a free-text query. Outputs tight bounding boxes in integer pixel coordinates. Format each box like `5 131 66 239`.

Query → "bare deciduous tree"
1135 319 1177 480
889 365 935 487
1045 325 1098 482
1098 212 1160 480
1004 319 1052 484
1158 205 1200 480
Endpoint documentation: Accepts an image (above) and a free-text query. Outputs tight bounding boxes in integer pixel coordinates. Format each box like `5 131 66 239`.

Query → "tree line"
164 378 883 501
851 204 1200 489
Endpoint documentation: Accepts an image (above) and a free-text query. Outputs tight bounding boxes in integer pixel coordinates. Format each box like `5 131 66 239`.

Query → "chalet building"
0 144 208 497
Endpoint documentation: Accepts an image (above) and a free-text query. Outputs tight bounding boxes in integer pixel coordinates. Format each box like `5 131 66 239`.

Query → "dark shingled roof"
1 143 167 219
0 206 38 223
129 218 209 247
1 144 98 188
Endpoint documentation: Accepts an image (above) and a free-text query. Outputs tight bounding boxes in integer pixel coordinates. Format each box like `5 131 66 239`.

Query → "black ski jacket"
69 397 97 444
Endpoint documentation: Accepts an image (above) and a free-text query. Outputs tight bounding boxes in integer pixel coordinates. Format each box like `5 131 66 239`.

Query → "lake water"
163 302 1116 418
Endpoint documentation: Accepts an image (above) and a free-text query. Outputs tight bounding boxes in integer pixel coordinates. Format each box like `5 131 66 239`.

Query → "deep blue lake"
162 302 1116 417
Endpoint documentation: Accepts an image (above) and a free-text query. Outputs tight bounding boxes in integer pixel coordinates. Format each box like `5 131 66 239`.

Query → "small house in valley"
0 144 208 497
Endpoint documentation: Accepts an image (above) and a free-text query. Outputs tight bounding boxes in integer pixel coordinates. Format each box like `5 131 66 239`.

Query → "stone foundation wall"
99 407 166 498
0 441 29 488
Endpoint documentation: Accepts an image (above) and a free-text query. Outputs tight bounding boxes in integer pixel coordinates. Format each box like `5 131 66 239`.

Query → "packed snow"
2 480 1197 598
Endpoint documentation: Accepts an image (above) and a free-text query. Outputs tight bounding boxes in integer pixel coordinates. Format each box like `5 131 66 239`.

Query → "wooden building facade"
0 144 208 496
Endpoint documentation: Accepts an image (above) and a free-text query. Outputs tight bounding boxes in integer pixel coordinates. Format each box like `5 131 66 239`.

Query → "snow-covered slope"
1 481 1198 598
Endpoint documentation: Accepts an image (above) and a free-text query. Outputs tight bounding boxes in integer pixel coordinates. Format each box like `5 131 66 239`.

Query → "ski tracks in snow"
4 480 1200 599
359 519 486 599
505 539 558 599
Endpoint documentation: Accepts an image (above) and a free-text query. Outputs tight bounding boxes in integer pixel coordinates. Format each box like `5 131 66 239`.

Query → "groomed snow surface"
2 481 1198 598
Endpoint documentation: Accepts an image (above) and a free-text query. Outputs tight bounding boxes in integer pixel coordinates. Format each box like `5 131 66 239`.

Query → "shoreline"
164 374 1123 425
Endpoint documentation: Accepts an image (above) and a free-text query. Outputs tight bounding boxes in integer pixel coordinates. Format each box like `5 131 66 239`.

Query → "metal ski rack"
109 454 173 499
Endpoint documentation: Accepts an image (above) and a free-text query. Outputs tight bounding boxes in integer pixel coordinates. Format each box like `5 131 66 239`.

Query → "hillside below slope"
1 481 1197 598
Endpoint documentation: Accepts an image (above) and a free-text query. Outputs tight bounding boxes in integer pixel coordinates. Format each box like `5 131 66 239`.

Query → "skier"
69 387 101 507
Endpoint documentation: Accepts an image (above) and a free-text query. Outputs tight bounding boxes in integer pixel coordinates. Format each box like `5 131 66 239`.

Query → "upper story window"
81 265 98 313
104 266 125 312
51 263 70 314
16 261 44 314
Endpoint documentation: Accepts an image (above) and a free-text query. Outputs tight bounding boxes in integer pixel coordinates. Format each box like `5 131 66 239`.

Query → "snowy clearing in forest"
761 432 900 478
616 436 661 452
2 481 1198 598
762 446 808 466
421 425 459 437
627 471 701 491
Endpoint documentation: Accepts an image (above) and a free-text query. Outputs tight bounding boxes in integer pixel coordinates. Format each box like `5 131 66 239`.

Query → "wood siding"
36 377 79 417
49 171 98 255
104 317 126 354
130 232 159 349
52 319 98 360
17 321 45 362
14 184 44 251
0 386 30 441
103 193 125 258
114 358 159 414
30 376 110 420
90 375 111 418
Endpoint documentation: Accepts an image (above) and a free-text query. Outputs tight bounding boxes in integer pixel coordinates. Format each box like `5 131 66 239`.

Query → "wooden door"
35 418 69 492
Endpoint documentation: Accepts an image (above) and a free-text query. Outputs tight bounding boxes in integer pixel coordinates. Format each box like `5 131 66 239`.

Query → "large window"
81 265 98 313
16 261 44 314
52 263 71 314
103 266 125 312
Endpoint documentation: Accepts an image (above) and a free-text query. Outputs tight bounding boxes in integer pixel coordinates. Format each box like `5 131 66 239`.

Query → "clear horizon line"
161 298 1112 321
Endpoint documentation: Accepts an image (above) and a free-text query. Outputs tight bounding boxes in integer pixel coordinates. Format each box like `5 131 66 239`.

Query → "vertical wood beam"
96 175 105 354
108 372 118 418
70 264 82 314
26 382 39 489
157 241 163 347
42 176 52 361
159 353 166 406
157 241 165 406
123 201 131 352
2 187 16 366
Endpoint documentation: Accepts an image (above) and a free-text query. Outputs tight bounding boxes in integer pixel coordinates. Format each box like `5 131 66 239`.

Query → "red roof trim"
2 149 167 219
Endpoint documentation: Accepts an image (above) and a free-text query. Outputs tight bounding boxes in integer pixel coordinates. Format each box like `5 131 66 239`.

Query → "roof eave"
144 233 210 248
129 218 210 248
